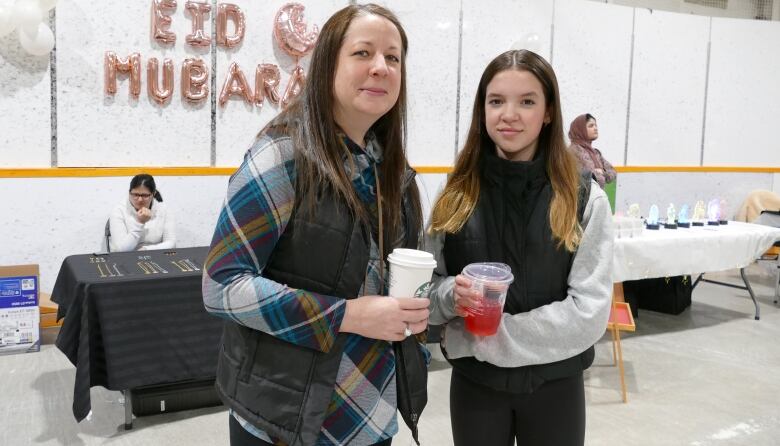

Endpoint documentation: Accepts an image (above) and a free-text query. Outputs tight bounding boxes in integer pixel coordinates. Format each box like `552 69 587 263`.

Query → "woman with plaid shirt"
202 4 429 446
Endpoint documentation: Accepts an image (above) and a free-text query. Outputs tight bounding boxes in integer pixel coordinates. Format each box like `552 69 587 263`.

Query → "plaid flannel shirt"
203 133 402 445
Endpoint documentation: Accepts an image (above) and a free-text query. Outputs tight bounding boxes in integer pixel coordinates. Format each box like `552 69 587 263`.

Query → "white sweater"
108 199 176 252
426 181 614 368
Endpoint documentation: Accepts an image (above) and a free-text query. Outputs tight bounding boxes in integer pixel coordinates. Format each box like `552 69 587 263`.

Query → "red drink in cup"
461 263 514 336
464 303 504 336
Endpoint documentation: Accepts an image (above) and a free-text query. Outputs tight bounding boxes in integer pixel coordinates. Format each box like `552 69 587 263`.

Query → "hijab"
568 113 604 171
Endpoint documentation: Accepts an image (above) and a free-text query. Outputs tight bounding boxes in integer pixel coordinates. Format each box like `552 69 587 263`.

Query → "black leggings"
449 370 585 446
229 414 392 446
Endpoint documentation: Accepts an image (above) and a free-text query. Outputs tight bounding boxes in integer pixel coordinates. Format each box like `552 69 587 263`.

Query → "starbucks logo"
414 281 432 298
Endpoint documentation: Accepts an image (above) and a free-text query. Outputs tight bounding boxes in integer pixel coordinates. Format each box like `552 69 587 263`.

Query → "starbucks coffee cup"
387 248 437 298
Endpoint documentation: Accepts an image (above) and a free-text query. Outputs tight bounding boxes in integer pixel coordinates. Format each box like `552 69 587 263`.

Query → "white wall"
704 17 780 166
0 31 51 167
394 0 461 166
554 0 633 166
626 10 709 165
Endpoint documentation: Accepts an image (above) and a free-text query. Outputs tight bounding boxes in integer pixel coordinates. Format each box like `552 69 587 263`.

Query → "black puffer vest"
215 162 420 445
443 151 593 393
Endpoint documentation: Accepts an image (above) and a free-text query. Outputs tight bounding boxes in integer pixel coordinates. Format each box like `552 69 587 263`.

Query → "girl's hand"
453 274 481 317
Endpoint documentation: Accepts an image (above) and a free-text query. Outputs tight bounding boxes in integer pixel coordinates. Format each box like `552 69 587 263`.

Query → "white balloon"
0 0 16 37
522 32 542 53
512 32 542 53
39 0 57 12
14 0 43 36
18 21 54 56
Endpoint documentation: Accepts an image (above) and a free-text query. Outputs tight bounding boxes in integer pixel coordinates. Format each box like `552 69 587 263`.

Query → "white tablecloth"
612 221 780 282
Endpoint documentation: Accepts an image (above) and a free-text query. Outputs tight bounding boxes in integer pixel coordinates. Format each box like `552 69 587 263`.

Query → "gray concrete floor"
2 265 779 446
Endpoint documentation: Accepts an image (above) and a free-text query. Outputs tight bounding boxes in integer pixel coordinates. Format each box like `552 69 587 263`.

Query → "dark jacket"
215 167 422 445
443 152 593 393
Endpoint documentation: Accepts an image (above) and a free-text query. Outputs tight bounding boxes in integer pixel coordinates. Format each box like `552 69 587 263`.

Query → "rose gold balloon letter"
181 58 209 103
147 58 174 104
151 0 177 45
216 3 245 48
104 51 142 98
274 3 318 58
185 1 211 47
281 65 305 109
255 63 281 107
219 62 253 107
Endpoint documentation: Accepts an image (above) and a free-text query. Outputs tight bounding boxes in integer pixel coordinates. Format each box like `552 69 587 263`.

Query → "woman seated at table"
108 173 176 252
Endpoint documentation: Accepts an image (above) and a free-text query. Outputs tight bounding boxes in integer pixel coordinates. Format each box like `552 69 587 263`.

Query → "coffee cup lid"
387 248 437 269
462 262 514 284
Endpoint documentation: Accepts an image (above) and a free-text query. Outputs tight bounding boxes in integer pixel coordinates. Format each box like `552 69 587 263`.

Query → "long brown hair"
262 4 421 246
430 50 582 251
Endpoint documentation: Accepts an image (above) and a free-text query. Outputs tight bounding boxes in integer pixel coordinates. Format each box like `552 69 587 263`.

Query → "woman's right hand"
341 295 430 342
453 274 481 317
136 207 152 224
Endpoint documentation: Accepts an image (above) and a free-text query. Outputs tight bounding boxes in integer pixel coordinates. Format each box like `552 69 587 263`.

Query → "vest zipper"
520 190 528 309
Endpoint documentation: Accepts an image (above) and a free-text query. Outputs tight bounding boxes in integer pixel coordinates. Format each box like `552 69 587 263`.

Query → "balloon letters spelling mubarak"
104 1 318 109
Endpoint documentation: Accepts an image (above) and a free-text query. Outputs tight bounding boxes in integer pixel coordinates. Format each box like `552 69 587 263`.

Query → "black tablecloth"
51 247 223 422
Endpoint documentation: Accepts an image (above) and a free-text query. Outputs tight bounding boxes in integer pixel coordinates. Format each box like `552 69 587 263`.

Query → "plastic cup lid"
462 262 514 284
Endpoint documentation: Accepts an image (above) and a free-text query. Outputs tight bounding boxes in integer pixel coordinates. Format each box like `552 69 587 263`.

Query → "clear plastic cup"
461 263 514 336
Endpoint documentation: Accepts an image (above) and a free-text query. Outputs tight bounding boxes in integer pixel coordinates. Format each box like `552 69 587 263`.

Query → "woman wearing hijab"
568 113 616 188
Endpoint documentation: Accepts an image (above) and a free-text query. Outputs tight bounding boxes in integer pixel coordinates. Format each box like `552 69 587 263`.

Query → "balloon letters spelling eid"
185 0 211 47
151 0 177 45
216 3 245 48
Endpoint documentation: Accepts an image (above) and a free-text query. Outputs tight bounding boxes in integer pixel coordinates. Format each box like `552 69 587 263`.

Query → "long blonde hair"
430 50 582 252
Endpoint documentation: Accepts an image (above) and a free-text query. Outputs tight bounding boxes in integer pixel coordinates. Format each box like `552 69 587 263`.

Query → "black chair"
766 241 780 304
758 241 780 304
754 210 780 304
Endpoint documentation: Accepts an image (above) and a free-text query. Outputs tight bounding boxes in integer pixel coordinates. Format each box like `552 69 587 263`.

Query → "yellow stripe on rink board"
412 166 454 174
0 165 779 177
615 166 780 173
0 167 238 178
410 166 780 174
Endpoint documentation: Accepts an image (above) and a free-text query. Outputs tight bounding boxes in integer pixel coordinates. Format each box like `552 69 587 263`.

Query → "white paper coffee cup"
387 248 437 298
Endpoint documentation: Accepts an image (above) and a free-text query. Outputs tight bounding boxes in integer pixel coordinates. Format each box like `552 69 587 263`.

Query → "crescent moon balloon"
274 3 318 58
